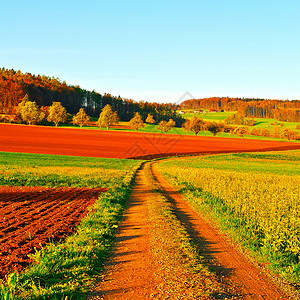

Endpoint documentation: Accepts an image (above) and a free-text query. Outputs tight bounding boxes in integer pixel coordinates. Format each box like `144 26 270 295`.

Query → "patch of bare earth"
0 186 106 280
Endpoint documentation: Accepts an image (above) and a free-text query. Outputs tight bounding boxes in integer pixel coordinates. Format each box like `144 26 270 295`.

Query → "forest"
1 68 300 124
0 68 184 125
180 97 300 122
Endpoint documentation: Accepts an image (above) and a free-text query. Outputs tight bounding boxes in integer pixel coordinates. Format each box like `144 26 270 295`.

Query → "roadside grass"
156 151 300 284
143 162 230 299
0 152 143 299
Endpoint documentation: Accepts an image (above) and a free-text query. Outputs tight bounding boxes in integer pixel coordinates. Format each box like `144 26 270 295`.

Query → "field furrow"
0 186 106 279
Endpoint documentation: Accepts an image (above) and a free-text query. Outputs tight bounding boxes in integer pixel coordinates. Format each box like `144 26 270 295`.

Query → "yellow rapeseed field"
163 166 300 256
157 151 300 281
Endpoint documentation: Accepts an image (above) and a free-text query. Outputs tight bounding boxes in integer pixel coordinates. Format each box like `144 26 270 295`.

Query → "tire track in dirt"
88 164 156 299
151 161 293 300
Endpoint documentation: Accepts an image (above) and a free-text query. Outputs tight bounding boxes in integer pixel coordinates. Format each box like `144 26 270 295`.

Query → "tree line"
180 97 300 122
0 68 184 126
6 94 300 141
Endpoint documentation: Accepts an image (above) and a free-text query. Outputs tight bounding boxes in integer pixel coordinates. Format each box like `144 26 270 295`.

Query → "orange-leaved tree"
146 114 155 124
182 116 205 136
280 129 298 141
233 126 248 138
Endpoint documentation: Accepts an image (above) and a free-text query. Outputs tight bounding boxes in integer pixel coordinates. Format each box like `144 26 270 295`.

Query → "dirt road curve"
89 161 292 299
1 124 300 159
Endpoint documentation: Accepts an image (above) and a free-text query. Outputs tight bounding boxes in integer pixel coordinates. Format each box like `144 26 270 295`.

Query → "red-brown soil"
1 124 300 159
0 186 106 279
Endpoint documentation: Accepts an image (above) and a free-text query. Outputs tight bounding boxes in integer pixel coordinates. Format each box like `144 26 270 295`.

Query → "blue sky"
1 0 299 103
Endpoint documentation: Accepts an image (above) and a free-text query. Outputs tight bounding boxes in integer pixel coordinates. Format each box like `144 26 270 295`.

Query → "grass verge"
0 152 143 299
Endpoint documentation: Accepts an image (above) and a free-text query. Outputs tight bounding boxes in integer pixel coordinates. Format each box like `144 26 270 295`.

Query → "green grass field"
178 111 234 121
0 152 140 188
0 152 143 300
157 151 300 283
247 117 300 132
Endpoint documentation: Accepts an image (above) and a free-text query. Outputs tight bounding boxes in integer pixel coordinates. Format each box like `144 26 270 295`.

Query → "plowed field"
1 124 300 159
0 186 106 279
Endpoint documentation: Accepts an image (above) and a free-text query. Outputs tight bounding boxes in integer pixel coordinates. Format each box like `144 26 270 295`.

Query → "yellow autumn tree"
146 114 155 124
129 112 145 132
96 104 119 130
47 102 67 127
157 119 175 133
20 100 45 125
72 108 90 128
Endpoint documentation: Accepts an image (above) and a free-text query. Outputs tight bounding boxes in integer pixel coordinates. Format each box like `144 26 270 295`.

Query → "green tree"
157 119 175 133
206 121 224 137
182 116 205 136
47 102 67 127
146 114 155 124
129 112 145 132
72 108 90 128
96 104 119 130
20 100 44 125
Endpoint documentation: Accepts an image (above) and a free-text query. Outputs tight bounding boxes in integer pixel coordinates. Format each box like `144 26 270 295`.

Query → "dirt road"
89 161 293 299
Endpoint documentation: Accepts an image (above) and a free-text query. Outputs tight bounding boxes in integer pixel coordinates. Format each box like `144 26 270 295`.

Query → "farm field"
156 150 300 284
1 123 300 160
1 124 300 299
0 152 142 299
178 110 234 121
0 186 106 280
177 110 300 137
